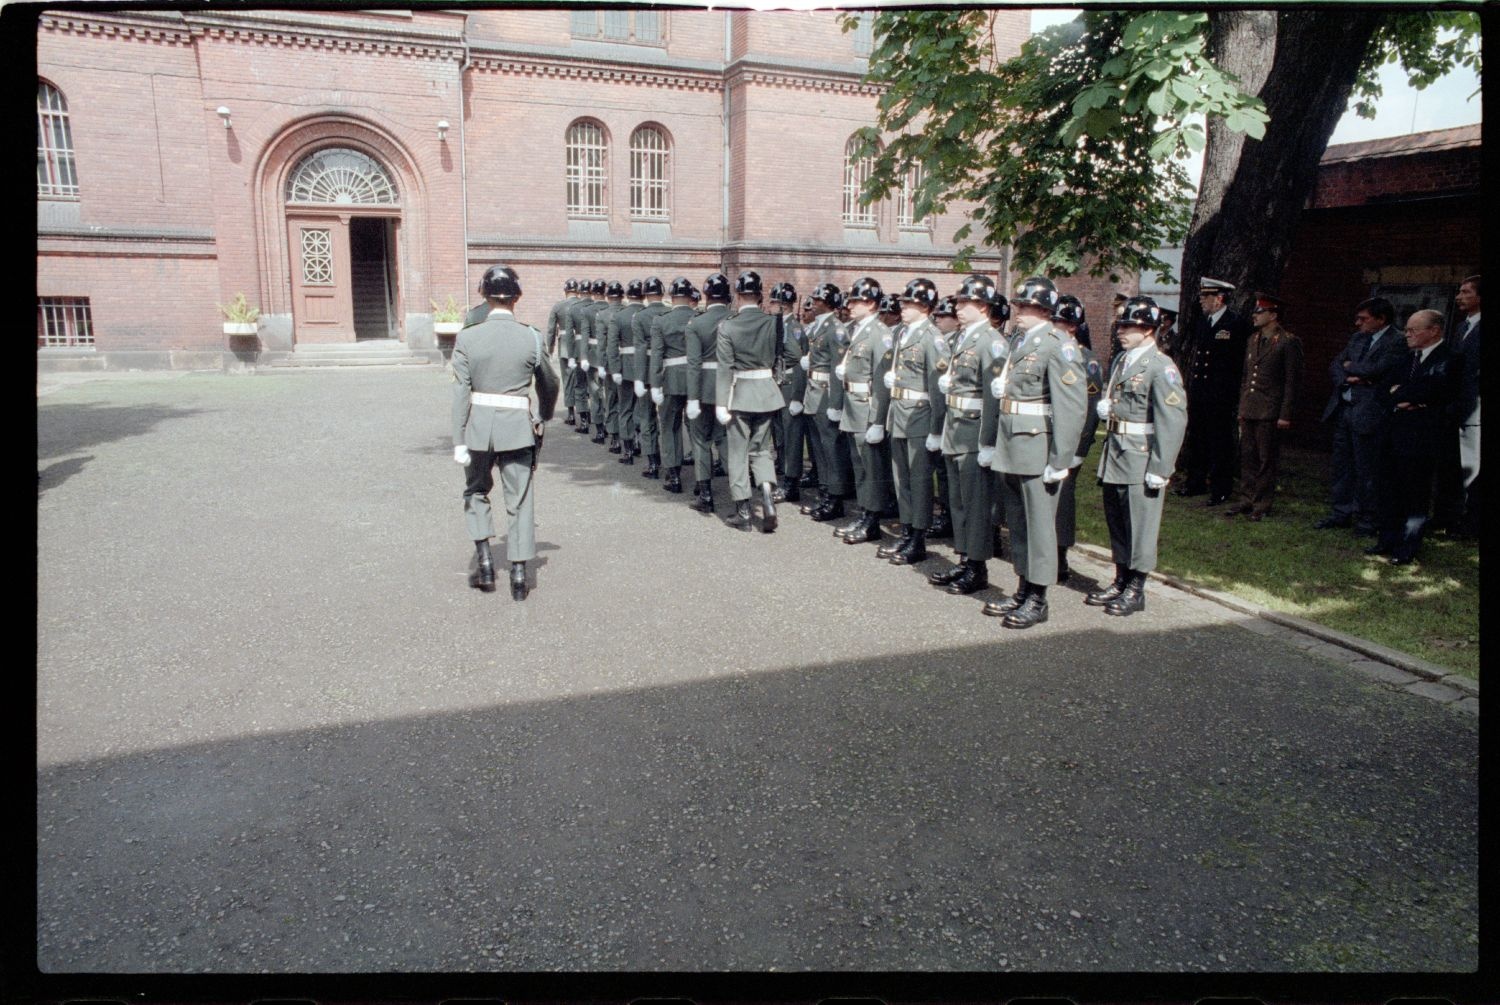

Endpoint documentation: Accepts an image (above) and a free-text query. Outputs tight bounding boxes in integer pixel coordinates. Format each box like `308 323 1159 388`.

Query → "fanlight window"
286 148 398 205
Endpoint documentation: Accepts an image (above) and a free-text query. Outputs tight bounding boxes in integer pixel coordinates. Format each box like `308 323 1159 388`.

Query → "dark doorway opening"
349 216 397 340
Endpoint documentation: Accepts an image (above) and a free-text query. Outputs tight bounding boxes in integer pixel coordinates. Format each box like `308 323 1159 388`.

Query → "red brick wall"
1312 145 1481 209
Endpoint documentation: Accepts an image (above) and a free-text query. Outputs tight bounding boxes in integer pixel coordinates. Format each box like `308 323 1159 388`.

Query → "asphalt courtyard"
37 366 1477 972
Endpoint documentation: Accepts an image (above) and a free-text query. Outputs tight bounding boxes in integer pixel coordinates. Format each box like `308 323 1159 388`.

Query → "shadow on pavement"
37 454 93 496
36 402 213 460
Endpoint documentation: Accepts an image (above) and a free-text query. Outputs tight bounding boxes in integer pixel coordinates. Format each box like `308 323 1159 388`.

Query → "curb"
1071 542 1478 715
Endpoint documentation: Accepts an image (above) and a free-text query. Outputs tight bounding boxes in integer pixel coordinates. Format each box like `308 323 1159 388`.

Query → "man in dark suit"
1176 277 1249 505
1367 310 1462 566
1315 297 1408 533
1433 275 1481 538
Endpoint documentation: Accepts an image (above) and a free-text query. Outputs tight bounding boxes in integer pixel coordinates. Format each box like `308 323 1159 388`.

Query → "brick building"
37 7 1142 371
1277 124 1481 435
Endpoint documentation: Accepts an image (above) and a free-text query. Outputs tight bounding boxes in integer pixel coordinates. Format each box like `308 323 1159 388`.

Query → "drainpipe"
459 20 472 303
721 11 731 267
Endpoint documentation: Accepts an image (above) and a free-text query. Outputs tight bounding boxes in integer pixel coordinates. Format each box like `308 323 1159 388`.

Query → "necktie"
1409 351 1421 380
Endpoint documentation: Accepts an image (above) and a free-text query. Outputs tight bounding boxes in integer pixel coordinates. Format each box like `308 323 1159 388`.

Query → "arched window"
37 80 78 198
566 120 609 218
629 125 670 221
842 135 879 227
286 147 397 204
897 164 928 230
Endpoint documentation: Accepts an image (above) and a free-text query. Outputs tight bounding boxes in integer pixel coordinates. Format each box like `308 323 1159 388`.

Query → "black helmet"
1054 294 1086 326
988 293 1011 324
689 287 701 303
811 282 842 306
770 282 797 305
626 279 644 299
735 270 763 296
589 279 607 295
1119 294 1162 328
669 276 695 299
564 278 577 294
800 295 815 311
606 281 625 299
1013 275 1059 312
480 264 521 299
642 276 665 297
847 277 882 303
900 278 939 310
703 272 732 301
878 294 902 315
954 274 996 305
933 295 957 319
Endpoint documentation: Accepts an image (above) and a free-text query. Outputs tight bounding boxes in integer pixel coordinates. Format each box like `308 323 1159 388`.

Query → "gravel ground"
36 367 1477 973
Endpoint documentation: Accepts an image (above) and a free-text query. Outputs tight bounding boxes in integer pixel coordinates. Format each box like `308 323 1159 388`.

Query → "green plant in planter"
431 295 464 324
217 292 261 324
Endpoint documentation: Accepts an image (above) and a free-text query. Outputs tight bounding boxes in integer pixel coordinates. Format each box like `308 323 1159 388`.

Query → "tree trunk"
1178 10 1381 321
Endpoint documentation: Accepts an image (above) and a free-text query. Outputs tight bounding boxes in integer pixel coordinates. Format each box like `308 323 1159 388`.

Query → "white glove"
864 423 885 445
827 408 842 423
834 362 847 380
567 358 578 370
686 399 702 421
990 377 1005 399
925 433 941 452
651 388 664 406
453 445 471 466
716 406 732 426
580 358 591 373
788 400 804 416
1071 455 1086 468
937 374 952 394
1042 464 1068 484
612 372 623 385
977 447 996 468
1096 398 1112 420
1145 473 1168 490
882 371 896 389
634 380 646 398
799 354 810 372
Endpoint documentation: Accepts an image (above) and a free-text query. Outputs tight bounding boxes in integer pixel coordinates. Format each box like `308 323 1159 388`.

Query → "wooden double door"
288 211 401 343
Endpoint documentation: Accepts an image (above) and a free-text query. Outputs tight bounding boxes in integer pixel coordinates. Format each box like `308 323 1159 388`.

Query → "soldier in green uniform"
570 279 606 435
544 278 580 426
800 283 852 522
609 279 647 464
1050 294 1103 583
631 277 669 478
715 271 784 531
594 281 627 451
927 295 960 539
769 283 808 503
650 278 698 494
980 276 1089 629
452 265 560 601
833 277 896 545
685 273 734 503
1088 296 1189 615
878 278 947 565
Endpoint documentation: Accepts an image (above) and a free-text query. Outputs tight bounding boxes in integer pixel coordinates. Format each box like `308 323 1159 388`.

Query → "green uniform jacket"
650 305 696 394
942 321 1001 455
631 302 669 384
689 303 732 404
1237 321 1304 423
452 309 560 451
888 317 947 440
988 320 1088 476
836 316 893 435
544 297 576 355
801 312 839 413
561 298 592 359
777 316 808 406
584 301 613 369
1097 343 1188 484
608 302 645 378
715 305 783 413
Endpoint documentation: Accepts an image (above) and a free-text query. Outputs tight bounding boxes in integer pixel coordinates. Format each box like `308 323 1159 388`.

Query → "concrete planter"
433 321 463 336
223 322 260 336
224 326 261 373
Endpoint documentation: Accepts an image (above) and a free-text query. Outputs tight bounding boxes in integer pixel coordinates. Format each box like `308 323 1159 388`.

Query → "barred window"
38 80 78 198
571 10 665 45
38 297 93 347
897 164 928 229
851 15 874 57
842 135 878 227
629 125 670 221
566 120 609 218
286 148 398 205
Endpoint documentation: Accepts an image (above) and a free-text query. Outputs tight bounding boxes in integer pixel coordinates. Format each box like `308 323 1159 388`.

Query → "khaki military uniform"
716 304 783 501
942 320 1003 561
888 316 948 531
838 315 896 515
1232 321 1303 515
1098 343 1188 571
686 303 733 484
650 304 698 470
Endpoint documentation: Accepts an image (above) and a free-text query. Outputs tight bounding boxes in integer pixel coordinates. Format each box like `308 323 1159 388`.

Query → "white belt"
587 338 599 345
845 381 871 393
1002 399 1052 416
471 392 530 410
700 361 718 370
1110 418 1154 435
663 356 687 367
619 347 636 355
808 371 830 385
736 368 772 379
892 387 929 401
946 393 983 411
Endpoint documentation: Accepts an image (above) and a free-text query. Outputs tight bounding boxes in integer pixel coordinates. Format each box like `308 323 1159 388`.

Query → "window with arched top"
286 147 398 205
842 135 879 227
897 163 929 230
566 120 609 218
629 125 670 221
37 80 78 198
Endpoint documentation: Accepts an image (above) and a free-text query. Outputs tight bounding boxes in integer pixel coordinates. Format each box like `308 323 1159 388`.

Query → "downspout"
721 11 731 265
459 20 472 301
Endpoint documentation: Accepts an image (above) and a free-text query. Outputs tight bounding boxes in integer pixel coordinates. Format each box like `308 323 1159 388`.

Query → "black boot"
1106 572 1146 617
509 560 528 601
641 453 661 479
575 411 591 434
664 466 683 493
877 524 912 559
945 559 989 595
728 499 753 530
760 482 778 533
618 440 635 464
607 434 622 454
1003 586 1049 629
890 529 927 565
592 423 607 443
799 472 820 488
843 512 881 544
469 540 496 592
690 481 715 513
811 495 845 522
1056 547 1071 584
1086 564 1129 606
929 555 967 586
564 407 576 426
982 580 1030 617
782 483 800 503
713 459 727 478
835 510 866 538
928 511 953 538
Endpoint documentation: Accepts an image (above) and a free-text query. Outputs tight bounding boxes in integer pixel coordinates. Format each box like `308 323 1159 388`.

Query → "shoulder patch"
1087 359 1102 379
1061 369 1078 385
1062 344 1076 362
883 334 893 350
1165 366 1180 385
990 339 1002 357
1165 390 1183 407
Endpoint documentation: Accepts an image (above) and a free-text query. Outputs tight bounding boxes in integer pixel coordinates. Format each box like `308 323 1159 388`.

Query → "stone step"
265 356 432 368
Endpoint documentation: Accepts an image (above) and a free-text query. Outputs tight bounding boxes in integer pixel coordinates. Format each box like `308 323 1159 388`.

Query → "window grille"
37 81 78 198
842 136 878 226
37 297 93 347
570 10 666 45
852 15 874 57
301 229 333 285
566 121 609 218
286 148 397 205
630 126 670 221
897 164 928 229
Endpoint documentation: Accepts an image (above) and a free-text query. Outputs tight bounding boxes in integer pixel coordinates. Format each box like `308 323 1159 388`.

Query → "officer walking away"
716 271 784 531
452 265 560 600
610 279 647 464
686 273 734 501
1224 293 1303 521
1088 296 1188 615
650 278 699 492
631 276 670 477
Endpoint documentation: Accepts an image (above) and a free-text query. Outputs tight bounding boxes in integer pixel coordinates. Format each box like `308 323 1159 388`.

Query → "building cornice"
38 11 194 46
39 225 216 243
725 57 884 97
469 49 722 92
181 11 463 60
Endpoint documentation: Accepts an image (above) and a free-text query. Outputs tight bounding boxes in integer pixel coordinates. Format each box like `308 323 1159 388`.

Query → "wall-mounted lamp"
217 106 232 130
437 119 450 142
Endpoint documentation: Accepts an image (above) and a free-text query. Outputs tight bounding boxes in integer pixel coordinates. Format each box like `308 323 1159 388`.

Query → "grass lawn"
1071 439 1480 680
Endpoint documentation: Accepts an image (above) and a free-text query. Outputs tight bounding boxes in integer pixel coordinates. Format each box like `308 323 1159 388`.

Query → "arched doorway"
284 147 401 342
